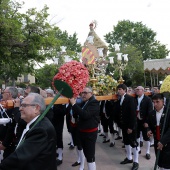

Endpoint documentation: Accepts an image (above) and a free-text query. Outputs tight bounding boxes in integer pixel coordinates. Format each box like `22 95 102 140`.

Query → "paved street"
58 121 156 170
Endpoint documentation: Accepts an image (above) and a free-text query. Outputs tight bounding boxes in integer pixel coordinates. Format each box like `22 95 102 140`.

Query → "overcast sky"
16 0 170 53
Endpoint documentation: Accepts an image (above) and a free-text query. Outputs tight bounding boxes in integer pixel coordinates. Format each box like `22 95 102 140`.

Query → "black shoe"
115 136 122 140
140 141 143 147
103 139 110 143
120 158 133 164
145 153 151 160
103 136 106 138
109 142 115 147
150 144 154 147
68 142 71 145
131 162 139 170
56 159 62 166
99 133 104 136
72 161 81 167
69 145 75 149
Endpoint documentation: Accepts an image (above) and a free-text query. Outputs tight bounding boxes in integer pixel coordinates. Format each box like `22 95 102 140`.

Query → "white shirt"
156 107 164 126
120 93 126 106
137 94 144 111
17 115 40 148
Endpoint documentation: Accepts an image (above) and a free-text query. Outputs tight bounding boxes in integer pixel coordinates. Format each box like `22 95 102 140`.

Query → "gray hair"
17 88 24 96
7 87 18 99
85 86 93 92
46 89 54 95
28 93 46 113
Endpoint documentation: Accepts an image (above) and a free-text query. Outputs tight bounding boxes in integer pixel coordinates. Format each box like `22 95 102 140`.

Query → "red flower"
53 60 89 97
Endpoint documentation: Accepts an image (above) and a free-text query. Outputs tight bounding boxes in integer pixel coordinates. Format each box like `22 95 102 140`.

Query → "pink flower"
53 60 89 97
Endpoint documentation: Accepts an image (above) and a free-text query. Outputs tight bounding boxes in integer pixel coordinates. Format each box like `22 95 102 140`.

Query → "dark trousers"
103 117 114 134
137 119 150 141
3 144 15 159
122 126 137 148
71 126 82 150
79 130 97 162
54 117 64 148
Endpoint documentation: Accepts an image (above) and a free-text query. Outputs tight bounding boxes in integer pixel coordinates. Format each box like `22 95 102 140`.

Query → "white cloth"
120 94 126 106
125 145 132 160
78 149 85 170
156 107 164 126
87 162 96 170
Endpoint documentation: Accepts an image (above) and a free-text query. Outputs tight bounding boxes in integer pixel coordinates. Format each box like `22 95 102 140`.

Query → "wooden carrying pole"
3 92 151 109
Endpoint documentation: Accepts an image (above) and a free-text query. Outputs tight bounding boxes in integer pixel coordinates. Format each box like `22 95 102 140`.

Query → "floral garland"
53 60 89 97
96 75 118 95
160 75 170 93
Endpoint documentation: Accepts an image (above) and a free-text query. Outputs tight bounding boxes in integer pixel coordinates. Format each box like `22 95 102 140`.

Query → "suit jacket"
0 108 18 148
135 95 153 124
116 94 137 130
100 100 114 118
72 95 100 130
0 117 57 170
148 107 170 168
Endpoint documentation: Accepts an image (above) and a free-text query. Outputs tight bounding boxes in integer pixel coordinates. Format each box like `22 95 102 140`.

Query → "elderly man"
0 93 57 170
135 86 153 160
46 89 54 97
70 86 100 170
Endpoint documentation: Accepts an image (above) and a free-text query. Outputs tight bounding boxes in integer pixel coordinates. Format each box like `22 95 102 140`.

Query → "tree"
106 45 144 86
104 20 170 86
55 30 81 54
0 0 59 86
105 20 169 60
35 64 57 89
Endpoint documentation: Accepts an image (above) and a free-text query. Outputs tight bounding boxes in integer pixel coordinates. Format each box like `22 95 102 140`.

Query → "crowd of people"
0 84 169 170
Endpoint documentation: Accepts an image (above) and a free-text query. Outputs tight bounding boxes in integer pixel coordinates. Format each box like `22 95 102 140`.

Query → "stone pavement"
58 122 156 170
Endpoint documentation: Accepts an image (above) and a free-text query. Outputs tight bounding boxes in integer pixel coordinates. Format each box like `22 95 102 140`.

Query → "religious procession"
1 1 170 170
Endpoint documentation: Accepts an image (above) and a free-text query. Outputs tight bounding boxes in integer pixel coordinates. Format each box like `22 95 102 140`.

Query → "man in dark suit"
70 86 100 170
135 86 153 159
0 93 57 170
116 84 139 170
147 93 170 170
0 87 19 159
100 100 116 147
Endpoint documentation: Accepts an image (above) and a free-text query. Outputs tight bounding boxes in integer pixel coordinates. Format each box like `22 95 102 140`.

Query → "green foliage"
55 30 81 57
0 0 81 87
105 20 169 60
35 64 57 89
105 20 170 86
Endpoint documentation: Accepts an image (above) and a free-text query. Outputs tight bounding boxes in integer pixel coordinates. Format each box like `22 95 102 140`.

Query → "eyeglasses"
2 91 10 94
81 91 91 95
20 104 36 108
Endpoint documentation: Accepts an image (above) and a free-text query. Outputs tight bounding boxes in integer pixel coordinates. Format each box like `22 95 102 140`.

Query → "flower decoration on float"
53 60 89 97
160 75 170 98
95 75 118 95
